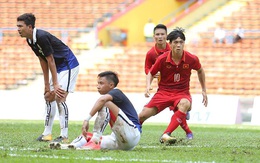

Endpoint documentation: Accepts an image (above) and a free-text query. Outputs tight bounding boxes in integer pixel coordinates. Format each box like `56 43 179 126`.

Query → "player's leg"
164 98 191 138
52 66 79 143
171 106 190 120
50 132 93 150
37 91 56 141
139 90 170 124
37 98 56 141
109 109 141 150
92 106 110 142
95 104 140 150
80 107 110 150
138 106 157 124
171 107 192 137
70 132 93 148
55 98 69 142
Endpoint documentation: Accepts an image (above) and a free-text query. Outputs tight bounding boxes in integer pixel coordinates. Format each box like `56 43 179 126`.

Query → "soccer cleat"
52 136 69 143
159 133 177 145
186 133 193 140
78 141 101 150
186 111 190 120
49 142 76 150
49 142 61 149
37 134 52 142
69 135 87 148
85 132 93 142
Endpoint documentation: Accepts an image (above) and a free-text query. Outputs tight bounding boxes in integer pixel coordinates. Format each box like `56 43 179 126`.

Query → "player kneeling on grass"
50 71 141 150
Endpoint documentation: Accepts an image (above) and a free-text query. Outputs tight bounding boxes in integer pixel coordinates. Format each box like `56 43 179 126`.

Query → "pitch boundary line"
1 146 216 163
8 153 179 162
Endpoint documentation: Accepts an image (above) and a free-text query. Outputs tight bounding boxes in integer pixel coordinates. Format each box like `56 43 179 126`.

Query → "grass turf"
0 120 260 163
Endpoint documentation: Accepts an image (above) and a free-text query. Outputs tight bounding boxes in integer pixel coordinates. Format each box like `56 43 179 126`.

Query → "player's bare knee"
178 99 191 112
104 101 119 116
44 91 56 102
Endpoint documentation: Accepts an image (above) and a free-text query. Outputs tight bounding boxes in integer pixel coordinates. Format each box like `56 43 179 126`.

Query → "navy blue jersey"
108 88 141 132
27 29 79 73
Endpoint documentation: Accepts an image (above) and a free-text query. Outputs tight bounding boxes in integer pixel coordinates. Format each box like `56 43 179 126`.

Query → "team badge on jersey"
166 64 172 69
183 64 189 69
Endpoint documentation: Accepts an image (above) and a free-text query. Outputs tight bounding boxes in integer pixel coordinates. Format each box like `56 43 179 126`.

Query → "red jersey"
144 43 171 74
150 50 201 92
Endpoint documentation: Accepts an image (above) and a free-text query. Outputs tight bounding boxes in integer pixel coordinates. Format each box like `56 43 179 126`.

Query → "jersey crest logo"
166 64 172 69
183 64 189 69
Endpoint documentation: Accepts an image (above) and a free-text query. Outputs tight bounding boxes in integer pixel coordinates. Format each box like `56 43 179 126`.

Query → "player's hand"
202 91 208 107
144 87 152 98
44 91 55 102
154 72 160 78
44 86 51 95
82 120 90 136
54 84 66 98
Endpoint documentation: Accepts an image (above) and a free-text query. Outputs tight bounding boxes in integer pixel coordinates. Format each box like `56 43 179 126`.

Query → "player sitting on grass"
50 71 141 150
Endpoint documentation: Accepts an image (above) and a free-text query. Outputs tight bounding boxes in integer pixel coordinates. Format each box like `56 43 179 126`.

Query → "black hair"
153 24 167 34
17 13 36 28
98 71 119 87
167 27 186 42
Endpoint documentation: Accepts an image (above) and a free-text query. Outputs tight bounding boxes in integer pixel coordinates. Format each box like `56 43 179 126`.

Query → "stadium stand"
1 0 259 97
76 0 260 96
0 0 134 89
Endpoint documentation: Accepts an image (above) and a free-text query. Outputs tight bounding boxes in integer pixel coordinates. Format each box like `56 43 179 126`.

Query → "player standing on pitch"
17 13 79 143
143 24 193 140
139 27 208 145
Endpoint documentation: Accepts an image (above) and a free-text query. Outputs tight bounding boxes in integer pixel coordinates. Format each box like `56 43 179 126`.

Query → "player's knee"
44 91 55 102
104 101 119 115
178 99 191 112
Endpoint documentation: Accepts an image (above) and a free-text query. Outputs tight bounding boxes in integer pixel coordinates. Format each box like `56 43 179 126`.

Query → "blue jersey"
27 29 79 73
108 88 141 132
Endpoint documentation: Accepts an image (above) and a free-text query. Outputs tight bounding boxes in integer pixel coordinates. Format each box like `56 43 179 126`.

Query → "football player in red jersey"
140 27 208 144
143 25 193 140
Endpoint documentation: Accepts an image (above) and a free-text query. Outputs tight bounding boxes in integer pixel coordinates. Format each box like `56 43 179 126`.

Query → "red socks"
164 110 191 134
180 118 192 134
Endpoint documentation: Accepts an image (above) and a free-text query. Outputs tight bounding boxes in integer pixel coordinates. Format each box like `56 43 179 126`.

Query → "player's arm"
145 72 154 97
82 94 113 135
197 67 208 107
89 94 113 116
144 53 153 75
38 56 50 94
45 54 65 98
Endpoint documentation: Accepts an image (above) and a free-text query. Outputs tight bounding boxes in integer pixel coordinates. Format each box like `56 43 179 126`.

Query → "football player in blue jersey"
17 13 79 143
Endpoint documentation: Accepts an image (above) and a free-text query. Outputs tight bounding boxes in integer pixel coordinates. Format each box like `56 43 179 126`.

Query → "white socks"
43 101 56 135
92 107 110 142
57 102 69 138
42 101 69 138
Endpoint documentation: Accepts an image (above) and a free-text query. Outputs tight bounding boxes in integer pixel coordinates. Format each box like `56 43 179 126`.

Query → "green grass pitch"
0 120 260 163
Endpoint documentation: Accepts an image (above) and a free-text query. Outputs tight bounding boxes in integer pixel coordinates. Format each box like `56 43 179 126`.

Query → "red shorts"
144 90 192 113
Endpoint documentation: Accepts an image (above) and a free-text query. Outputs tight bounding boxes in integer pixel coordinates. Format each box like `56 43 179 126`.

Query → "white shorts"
100 110 141 150
50 66 79 93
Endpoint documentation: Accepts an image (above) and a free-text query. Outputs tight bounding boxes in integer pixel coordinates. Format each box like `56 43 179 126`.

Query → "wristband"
85 114 92 121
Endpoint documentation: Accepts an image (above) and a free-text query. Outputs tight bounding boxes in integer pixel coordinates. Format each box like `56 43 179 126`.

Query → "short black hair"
17 13 36 28
153 24 167 34
167 27 186 42
98 71 119 87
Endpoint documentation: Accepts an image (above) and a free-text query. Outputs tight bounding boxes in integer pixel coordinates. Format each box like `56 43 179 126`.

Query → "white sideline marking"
8 153 180 162
1 146 216 163
0 145 198 151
